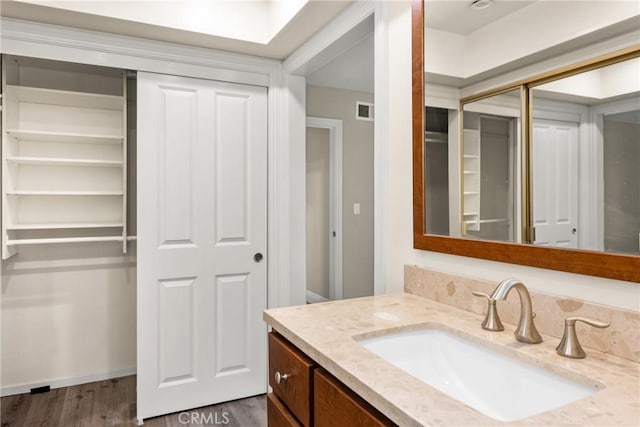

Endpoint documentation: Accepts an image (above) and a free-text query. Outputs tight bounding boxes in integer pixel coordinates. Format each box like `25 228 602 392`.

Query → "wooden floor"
0 375 267 427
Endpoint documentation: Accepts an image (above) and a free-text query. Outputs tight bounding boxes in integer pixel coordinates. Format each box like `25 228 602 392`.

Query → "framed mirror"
412 0 640 282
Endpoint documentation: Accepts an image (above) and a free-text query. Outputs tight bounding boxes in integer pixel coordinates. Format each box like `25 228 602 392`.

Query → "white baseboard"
306 290 329 304
1 366 136 397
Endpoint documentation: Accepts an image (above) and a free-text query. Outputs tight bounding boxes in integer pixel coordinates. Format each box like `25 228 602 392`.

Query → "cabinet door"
269 332 315 427
314 369 396 427
267 393 303 427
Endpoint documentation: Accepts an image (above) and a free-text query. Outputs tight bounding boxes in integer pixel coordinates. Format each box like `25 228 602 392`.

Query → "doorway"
305 118 343 303
303 17 375 300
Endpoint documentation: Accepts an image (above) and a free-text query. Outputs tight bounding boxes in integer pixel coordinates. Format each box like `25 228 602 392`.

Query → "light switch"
353 203 360 215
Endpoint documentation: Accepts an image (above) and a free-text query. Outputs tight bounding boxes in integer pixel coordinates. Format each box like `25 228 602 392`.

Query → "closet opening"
1 54 137 397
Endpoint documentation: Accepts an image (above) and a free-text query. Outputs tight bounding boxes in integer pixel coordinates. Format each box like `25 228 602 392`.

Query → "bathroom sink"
357 327 597 422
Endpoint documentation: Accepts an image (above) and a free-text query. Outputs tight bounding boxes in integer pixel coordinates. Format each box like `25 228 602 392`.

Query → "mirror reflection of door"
532 119 579 248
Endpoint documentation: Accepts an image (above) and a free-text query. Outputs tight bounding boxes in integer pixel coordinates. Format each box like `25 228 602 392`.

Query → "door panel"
532 119 578 247
137 72 267 421
159 87 196 245
216 93 250 243
215 274 250 376
157 278 196 385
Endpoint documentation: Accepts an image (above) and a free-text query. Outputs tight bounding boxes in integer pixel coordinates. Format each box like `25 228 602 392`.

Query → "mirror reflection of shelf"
2 56 128 259
463 128 481 232
479 218 508 224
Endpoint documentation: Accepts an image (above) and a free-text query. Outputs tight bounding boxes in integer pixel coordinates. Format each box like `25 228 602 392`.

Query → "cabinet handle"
274 371 289 384
556 316 610 359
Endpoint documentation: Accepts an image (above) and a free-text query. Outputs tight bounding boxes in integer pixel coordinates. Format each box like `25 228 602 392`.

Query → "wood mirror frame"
411 0 640 282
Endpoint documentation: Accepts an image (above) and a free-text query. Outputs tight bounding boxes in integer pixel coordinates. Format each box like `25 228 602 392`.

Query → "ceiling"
307 32 374 94
0 0 353 59
425 0 536 36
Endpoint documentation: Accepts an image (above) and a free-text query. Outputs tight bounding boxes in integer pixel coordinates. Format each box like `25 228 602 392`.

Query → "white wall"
1 246 136 393
384 1 640 312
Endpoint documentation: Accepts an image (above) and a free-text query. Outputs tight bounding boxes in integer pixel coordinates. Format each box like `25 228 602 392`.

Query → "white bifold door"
137 72 268 421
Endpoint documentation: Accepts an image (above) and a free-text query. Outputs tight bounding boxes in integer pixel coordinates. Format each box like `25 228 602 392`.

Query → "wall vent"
356 101 374 121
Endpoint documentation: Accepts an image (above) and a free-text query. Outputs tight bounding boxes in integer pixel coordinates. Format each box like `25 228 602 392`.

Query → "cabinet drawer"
314 369 396 427
267 393 303 427
269 332 315 427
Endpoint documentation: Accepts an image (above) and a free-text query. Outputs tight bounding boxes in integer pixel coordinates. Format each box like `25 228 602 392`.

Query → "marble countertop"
263 293 640 426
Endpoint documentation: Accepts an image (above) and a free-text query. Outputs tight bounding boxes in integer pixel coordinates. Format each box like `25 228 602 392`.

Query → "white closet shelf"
463 171 480 175
6 129 124 144
6 156 123 167
7 156 123 167
6 190 124 196
2 59 128 260
463 155 479 159
6 85 124 110
6 236 124 246
464 212 480 216
6 222 123 230
464 192 479 196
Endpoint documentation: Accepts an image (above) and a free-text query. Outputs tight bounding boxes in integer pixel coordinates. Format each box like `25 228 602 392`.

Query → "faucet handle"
471 290 490 299
472 291 504 331
556 316 610 359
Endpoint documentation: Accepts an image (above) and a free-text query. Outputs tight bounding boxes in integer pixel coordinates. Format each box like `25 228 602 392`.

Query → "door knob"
254 252 263 262
572 228 577 235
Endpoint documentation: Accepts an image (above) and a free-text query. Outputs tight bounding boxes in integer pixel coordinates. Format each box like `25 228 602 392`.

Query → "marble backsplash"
404 265 639 363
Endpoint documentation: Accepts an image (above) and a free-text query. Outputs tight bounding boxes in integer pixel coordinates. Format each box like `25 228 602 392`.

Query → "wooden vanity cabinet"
269 332 315 426
267 331 396 427
267 393 303 427
314 369 395 427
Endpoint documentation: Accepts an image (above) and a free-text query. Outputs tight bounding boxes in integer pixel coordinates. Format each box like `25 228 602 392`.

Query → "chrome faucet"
490 278 542 344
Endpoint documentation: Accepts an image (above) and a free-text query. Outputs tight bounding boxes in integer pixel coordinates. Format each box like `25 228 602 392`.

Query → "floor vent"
30 385 50 394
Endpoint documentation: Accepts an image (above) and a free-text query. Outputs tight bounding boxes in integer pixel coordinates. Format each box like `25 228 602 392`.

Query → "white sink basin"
357 327 598 422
